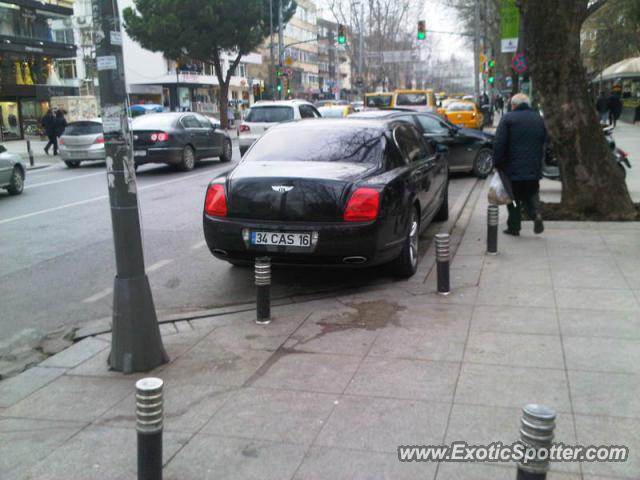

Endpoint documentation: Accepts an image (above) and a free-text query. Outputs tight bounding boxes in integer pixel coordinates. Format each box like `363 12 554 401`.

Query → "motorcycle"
542 125 631 180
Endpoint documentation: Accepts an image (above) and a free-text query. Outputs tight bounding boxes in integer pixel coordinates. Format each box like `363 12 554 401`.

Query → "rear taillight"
239 124 250 133
58 138 65 145
94 135 104 144
471 112 477 118
204 184 228 217
150 132 169 142
344 188 380 222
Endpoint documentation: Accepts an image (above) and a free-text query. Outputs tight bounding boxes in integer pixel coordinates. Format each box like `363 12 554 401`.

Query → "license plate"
251 231 312 247
134 150 147 157
69 151 86 158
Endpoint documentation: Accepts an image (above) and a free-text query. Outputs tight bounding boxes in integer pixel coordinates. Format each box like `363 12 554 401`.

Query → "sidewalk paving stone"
562 336 640 374
314 395 450 453
38 336 109 369
557 308 640 339
0 366 65 407
163 434 307 480
203 387 337 446
470 305 559 335
569 370 640 419
368 327 466 362
293 446 436 480
554 287 639 311
464 332 564 368
550 256 629 289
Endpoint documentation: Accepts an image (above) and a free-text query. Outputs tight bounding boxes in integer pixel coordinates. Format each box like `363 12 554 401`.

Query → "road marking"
25 171 105 189
82 287 113 303
147 259 174 272
190 240 207 250
0 167 220 225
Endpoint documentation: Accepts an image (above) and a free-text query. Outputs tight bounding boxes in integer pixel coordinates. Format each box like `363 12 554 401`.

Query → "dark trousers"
507 180 541 233
45 134 58 155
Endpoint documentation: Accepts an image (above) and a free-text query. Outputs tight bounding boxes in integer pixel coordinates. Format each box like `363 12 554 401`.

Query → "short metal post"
435 233 450 295
517 404 556 480
487 204 499 255
136 377 163 480
255 257 271 324
26 140 34 167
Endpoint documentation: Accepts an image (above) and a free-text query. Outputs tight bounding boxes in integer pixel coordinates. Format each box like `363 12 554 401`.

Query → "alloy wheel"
409 212 419 268
476 150 493 177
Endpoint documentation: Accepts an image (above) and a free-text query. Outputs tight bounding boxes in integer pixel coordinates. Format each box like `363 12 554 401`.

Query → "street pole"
92 0 168 373
473 0 481 102
269 0 275 99
358 1 364 101
278 0 284 100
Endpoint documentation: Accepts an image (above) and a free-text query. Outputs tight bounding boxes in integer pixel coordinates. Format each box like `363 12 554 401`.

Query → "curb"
74 176 482 341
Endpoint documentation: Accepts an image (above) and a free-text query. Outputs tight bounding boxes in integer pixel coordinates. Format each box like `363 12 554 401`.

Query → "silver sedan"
59 119 105 168
0 144 25 195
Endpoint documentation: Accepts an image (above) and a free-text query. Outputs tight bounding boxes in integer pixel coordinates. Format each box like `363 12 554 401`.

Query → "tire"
220 139 233 162
472 148 493 178
389 207 420 278
434 180 449 222
7 167 24 195
227 259 250 268
64 160 81 168
178 145 195 171
239 146 248 157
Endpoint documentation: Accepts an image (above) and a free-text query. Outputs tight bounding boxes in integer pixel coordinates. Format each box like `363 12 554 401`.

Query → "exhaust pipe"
343 256 367 264
212 249 228 257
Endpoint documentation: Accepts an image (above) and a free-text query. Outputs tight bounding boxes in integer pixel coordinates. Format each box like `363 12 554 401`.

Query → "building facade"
0 0 78 140
283 0 319 98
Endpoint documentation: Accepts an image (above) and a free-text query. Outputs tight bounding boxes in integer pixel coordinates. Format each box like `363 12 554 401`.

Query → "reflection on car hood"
459 127 494 140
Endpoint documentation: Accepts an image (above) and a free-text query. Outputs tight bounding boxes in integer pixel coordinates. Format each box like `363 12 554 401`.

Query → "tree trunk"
218 83 230 130
518 0 636 219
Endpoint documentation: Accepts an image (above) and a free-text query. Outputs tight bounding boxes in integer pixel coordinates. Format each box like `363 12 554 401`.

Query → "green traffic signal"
277 82 282 92
488 76 495 84
338 35 346 44
488 59 495 68
417 31 426 40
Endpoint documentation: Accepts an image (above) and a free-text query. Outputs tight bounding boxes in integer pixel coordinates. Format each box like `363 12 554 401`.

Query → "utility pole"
358 1 364 101
269 0 275 99
92 0 168 373
473 0 481 102
278 0 284 100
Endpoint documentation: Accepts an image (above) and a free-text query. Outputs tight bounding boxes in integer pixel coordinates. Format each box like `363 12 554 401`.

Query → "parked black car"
202 119 448 277
131 112 232 170
349 109 495 178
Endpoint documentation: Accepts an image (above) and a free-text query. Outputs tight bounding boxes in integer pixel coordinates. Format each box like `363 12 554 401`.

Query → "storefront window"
0 3 73 43
0 101 21 141
0 54 54 86
178 87 191 110
20 99 48 137
0 3 20 37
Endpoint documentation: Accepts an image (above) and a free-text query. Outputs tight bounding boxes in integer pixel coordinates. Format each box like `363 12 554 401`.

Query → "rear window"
365 95 392 108
245 106 293 123
396 93 427 106
447 103 474 112
319 107 344 118
63 121 102 136
132 114 177 129
245 125 383 164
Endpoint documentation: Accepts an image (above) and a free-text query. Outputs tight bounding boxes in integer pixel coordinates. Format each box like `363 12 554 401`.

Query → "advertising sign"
500 0 519 53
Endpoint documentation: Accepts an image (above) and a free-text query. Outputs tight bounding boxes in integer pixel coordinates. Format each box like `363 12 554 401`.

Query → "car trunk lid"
227 161 374 222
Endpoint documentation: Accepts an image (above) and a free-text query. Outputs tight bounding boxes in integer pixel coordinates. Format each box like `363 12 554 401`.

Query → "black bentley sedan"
349 110 495 178
202 119 448 277
131 112 232 170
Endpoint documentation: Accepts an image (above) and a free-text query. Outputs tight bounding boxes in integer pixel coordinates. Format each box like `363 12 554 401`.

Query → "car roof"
265 118 392 133
349 109 440 120
252 99 314 107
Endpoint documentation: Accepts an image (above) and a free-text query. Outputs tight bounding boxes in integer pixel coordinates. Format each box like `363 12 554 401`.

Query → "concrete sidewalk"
1 181 639 479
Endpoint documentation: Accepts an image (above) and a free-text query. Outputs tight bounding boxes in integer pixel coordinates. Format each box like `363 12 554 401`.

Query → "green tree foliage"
123 0 296 126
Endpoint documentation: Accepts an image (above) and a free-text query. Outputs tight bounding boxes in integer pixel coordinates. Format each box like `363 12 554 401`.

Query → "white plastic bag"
487 171 512 205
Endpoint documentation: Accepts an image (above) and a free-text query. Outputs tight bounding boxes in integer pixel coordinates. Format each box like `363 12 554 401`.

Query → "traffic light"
276 80 282 93
417 20 426 40
488 59 495 69
337 24 346 44
488 59 495 85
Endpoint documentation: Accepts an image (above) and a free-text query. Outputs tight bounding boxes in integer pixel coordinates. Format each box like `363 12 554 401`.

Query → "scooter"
543 125 631 180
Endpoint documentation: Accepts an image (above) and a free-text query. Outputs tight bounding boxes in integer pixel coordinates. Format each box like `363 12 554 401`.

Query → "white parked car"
237 100 321 156
59 118 105 168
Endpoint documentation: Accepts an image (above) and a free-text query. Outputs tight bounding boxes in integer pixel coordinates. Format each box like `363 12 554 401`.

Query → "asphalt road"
0 142 476 339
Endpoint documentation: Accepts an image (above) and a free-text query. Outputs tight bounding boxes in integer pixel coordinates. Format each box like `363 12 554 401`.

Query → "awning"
596 57 640 81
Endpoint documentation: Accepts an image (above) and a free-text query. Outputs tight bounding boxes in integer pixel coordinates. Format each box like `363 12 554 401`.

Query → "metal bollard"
487 204 499 255
435 233 450 295
255 257 271 324
26 140 34 167
517 404 556 480
136 377 164 480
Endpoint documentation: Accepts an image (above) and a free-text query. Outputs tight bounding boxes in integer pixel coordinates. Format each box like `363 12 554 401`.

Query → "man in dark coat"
42 109 57 155
54 110 67 142
608 91 623 127
596 91 609 124
493 93 547 236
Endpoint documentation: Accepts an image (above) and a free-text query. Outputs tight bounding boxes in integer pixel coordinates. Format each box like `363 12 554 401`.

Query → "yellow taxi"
318 105 355 118
393 89 437 111
443 101 484 129
364 92 394 109
436 98 456 117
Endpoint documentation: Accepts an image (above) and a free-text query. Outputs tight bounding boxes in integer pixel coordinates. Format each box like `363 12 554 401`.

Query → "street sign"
480 54 486 64
285 56 294 66
500 0 519 53
511 53 528 73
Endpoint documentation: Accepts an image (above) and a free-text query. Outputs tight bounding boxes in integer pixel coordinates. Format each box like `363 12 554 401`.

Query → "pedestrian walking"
493 93 546 236
42 109 57 155
496 95 505 115
596 91 609 125
227 106 235 129
54 110 67 145
607 90 623 127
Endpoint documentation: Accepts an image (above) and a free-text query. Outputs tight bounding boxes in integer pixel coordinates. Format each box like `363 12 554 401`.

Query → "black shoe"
503 229 520 236
44 148 49 155
534 217 544 234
